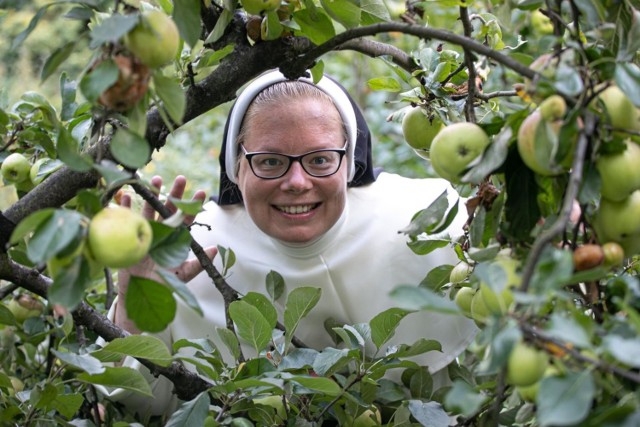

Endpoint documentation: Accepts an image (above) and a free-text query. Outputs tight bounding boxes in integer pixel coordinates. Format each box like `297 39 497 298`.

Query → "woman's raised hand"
115 175 217 333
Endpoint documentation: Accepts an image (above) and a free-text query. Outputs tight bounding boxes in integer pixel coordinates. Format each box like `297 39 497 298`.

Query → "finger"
120 193 132 208
165 175 187 214
184 189 207 225
175 247 218 282
142 176 163 219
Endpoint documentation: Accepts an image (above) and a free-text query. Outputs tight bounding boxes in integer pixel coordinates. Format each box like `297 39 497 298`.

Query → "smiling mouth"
276 203 320 214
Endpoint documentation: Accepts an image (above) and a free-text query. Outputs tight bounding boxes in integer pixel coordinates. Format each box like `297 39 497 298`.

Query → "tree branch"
0 254 213 400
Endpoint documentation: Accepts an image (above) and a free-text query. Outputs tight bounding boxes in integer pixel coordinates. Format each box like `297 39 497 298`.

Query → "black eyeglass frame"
240 141 348 180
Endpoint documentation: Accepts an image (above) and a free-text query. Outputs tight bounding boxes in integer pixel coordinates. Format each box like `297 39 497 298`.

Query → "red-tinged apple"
8 294 45 324
506 341 550 387
88 206 153 269
429 122 490 183
402 106 445 159
98 54 151 112
596 139 640 202
1 153 31 184
572 244 604 271
124 10 180 68
602 241 625 267
240 0 280 15
517 109 575 176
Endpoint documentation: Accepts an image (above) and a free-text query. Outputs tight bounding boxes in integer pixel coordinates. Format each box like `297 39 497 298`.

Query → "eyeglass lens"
250 150 343 178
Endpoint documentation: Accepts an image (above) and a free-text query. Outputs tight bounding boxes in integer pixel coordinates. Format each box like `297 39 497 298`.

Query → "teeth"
279 205 315 214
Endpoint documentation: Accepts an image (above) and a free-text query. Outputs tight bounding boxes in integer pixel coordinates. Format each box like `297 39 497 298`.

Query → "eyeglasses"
240 142 347 179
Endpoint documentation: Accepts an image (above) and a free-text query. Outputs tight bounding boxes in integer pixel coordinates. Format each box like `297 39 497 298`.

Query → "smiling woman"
105 70 478 418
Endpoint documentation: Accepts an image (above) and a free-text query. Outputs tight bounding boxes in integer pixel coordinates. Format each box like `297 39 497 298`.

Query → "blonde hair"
236 80 348 146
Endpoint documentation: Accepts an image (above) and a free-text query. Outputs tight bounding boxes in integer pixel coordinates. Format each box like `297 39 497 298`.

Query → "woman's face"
237 98 348 244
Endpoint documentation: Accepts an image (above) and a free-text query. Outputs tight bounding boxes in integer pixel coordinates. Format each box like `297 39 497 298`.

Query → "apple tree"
1 0 640 426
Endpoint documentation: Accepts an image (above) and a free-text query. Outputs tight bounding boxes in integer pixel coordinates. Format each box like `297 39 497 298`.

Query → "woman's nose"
280 160 312 192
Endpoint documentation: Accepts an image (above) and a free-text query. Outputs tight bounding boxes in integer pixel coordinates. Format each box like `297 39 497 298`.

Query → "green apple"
87 206 153 269
1 153 31 184
506 341 549 387
429 122 490 183
124 10 180 68
240 0 280 15
477 256 520 315
450 261 473 283
602 241 625 267
402 106 445 159
531 9 554 35
595 190 640 243
596 139 640 202
454 287 476 318
592 85 640 132
8 294 45 324
538 95 566 121
470 291 491 325
517 109 574 176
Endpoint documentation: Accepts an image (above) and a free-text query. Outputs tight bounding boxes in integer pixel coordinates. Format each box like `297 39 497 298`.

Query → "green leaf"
149 223 192 268
57 127 94 172
420 265 454 292
399 190 450 236
530 247 574 294
77 366 153 397
617 9 640 62
216 327 241 360
284 287 322 346
360 0 391 24
320 0 361 28
544 313 592 349
266 270 285 301
153 73 186 125
311 348 351 376
96 335 173 367
79 58 119 103
537 371 595 427
603 335 640 368
110 128 151 169
41 42 75 83
408 368 433 399
615 62 640 108
463 127 511 184
293 9 336 45
407 237 450 256
156 269 202 316
390 285 460 314
27 209 84 264
229 300 273 354
243 292 278 328
49 393 84 419
262 11 284 41
0 303 17 326
204 10 233 44
92 160 133 185
367 76 402 92
167 197 206 216
504 146 539 241
126 277 177 333
165 391 210 427
10 208 54 245
444 380 487 417
408 400 449 426
49 256 93 310
51 349 105 375
89 13 138 48
370 308 412 349
288 375 341 396
11 6 48 50
388 338 442 358
173 0 201 47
